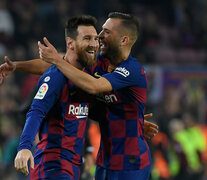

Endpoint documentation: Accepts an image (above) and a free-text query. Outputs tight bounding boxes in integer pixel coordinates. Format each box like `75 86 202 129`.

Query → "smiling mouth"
87 50 95 54
86 50 96 56
100 43 106 50
86 50 98 58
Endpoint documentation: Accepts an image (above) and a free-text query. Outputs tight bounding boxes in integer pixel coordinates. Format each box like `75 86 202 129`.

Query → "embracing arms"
0 56 51 84
38 38 112 94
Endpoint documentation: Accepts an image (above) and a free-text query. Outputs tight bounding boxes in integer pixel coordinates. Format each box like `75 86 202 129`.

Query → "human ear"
120 36 130 46
66 37 75 50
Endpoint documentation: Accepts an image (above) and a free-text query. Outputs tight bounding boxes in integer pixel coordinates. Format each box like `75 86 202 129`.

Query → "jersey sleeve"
102 60 146 91
18 68 67 151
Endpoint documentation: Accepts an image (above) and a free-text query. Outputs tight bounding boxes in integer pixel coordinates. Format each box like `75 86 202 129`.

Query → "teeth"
87 51 94 54
100 43 105 47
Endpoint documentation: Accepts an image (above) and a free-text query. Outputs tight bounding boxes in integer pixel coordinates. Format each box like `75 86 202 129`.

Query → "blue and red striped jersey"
18 65 89 178
86 53 151 170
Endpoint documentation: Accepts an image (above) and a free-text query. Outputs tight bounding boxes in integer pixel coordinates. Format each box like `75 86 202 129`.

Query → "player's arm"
14 106 44 175
55 60 111 94
14 70 65 175
15 58 50 74
0 56 51 84
39 37 112 94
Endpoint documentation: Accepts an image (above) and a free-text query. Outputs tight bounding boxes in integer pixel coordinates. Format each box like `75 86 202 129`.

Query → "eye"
84 37 90 40
103 29 110 34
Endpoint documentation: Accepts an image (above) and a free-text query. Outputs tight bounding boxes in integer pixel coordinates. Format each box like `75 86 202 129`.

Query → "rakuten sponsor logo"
68 104 88 119
114 67 130 77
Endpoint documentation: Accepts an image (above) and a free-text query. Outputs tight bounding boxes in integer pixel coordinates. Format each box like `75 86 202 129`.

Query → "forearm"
55 59 112 94
18 110 44 151
15 59 51 75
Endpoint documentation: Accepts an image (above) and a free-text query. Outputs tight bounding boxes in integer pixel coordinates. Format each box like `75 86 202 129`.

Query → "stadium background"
0 0 207 179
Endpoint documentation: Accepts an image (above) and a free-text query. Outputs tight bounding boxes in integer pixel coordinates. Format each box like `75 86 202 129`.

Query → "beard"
100 40 121 63
76 45 97 68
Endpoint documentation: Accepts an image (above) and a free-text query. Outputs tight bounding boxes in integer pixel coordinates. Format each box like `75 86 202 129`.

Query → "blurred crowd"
0 0 207 179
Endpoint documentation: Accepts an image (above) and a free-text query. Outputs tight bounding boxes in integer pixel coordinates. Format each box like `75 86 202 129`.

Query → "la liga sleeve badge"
34 83 49 100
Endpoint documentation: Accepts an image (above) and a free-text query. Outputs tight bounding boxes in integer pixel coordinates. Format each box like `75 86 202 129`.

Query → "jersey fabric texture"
18 65 89 180
95 164 151 180
86 53 151 171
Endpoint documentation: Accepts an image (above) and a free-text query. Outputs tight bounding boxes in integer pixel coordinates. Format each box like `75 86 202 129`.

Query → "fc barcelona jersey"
18 65 89 178
86 53 151 170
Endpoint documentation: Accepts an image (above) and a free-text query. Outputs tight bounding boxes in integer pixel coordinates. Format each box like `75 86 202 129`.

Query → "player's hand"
143 113 159 139
38 37 62 65
14 149 34 176
0 56 16 84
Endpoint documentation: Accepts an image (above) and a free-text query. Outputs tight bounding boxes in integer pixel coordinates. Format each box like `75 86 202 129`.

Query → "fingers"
15 158 29 175
144 113 153 119
38 41 44 59
147 121 159 129
144 131 156 140
19 167 29 176
0 74 3 84
38 43 42 59
29 155 34 169
149 127 159 134
143 122 159 139
4 56 16 69
4 56 10 64
14 155 26 169
38 41 45 49
14 150 33 176
24 165 29 175
150 128 159 138
38 38 59 64
38 39 50 59
43 37 53 48
145 123 159 133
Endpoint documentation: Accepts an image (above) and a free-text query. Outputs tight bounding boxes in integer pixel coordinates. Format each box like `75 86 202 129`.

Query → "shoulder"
34 66 68 100
39 65 67 86
124 56 142 69
116 56 144 77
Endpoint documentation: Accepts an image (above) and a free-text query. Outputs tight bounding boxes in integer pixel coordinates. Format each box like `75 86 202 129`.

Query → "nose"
98 30 104 40
89 39 99 48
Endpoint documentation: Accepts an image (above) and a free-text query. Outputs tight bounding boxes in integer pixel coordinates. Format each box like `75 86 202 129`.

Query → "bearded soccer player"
38 12 152 180
14 15 99 180
0 12 158 180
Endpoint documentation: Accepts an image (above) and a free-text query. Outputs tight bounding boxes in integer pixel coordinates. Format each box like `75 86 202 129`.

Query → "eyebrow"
102 27 111 32
83 35 99 38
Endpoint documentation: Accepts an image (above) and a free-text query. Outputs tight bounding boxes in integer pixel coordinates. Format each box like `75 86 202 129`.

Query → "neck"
64 51 84 70
122 48 131 61
109 48 131 67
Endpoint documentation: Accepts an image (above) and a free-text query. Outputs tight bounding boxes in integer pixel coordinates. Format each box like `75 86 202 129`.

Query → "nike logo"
70 91 76 96
94 72 102 78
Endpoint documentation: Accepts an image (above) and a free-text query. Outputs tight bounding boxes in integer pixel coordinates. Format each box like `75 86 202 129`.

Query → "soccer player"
0 12 158 180
39 12 152 180
14 15 99 180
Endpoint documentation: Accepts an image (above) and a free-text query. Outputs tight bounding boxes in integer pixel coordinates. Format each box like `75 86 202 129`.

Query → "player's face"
75 26 99 67
99 18 122 59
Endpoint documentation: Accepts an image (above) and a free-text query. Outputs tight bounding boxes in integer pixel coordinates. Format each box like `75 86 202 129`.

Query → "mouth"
100 42 106 51
86 50 97 58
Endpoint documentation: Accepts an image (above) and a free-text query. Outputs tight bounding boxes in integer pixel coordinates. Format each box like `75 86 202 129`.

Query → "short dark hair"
108 12 139 43
65 15 97 39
